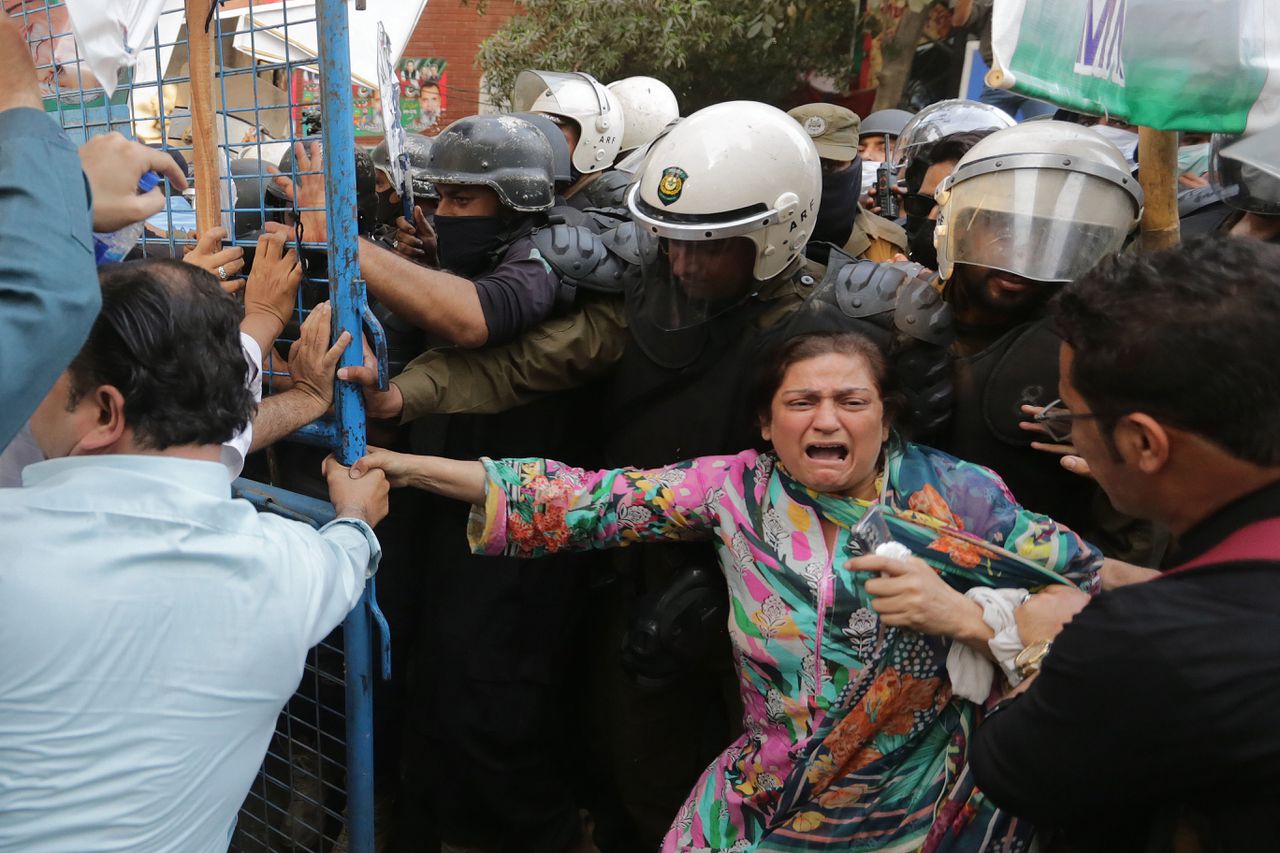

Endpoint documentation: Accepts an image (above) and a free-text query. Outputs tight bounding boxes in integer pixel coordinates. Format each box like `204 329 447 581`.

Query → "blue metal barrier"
17 1 389 849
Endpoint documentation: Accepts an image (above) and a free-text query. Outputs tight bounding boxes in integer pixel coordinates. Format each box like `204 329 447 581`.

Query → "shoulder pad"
531 223 637 301
583 206 631 233
581 170 632 209
833 260 908 321
894 277 952 347
600 220 658 266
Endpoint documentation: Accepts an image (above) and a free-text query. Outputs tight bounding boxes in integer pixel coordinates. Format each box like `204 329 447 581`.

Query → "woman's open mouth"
805 443 848 462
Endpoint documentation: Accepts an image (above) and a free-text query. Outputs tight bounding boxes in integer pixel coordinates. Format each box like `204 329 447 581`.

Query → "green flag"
990 0 1280 133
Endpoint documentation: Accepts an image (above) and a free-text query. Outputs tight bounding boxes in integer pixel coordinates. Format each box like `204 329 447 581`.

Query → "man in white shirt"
0 258 389 852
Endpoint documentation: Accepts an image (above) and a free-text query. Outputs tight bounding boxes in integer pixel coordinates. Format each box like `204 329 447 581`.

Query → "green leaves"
475 0 874 112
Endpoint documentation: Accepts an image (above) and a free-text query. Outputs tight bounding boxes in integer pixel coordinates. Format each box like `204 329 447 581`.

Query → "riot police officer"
931 120 1148 552
512 70 628 211
369 131 438 231
307 115 565 349
1179 126 1280 242
787 103 908 265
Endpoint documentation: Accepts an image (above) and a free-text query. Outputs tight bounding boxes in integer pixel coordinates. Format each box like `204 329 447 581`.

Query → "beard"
953 264 1057 326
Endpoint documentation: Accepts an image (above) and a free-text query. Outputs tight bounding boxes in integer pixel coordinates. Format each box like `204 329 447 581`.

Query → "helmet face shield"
939 168 1138 283
1210 133 1280 216
632 231 760 330
512 70 623 174
891 99 1014 171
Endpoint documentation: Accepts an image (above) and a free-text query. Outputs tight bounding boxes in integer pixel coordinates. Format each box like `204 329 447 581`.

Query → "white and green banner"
989 0 1280 132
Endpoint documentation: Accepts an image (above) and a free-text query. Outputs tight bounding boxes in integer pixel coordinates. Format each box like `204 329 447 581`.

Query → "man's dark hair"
68 259 256 450
904 130 993 194
1052 236 1280 465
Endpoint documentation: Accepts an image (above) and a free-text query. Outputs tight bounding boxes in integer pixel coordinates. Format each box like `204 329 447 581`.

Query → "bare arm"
1100 557 1160 589
358 237 489 348
351 446 486 505
250 391 326 453
249 303 349 452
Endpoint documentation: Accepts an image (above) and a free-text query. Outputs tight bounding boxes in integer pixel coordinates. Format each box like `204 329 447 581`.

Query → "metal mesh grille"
12 2 376 849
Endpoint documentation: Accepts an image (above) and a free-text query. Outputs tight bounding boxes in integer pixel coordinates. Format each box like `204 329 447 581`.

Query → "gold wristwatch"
1014 640 1053 679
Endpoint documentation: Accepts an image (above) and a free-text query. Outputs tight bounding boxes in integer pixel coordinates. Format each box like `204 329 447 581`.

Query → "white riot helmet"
607 76 680 155
512 70 625 174
626 101 821 328
934 120 1143 283
1210 127 1280 216
892 99 1015 171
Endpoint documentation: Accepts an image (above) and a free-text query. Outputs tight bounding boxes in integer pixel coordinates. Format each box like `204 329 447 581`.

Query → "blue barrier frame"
314 2 377 849
21 1 389 846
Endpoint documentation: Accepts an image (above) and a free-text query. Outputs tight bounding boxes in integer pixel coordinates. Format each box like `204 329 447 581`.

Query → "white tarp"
62 0 427 98
62 0 168 99
231 0 428 89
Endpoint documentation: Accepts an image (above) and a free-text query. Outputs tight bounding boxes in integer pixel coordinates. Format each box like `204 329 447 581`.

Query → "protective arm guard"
530 222 641 310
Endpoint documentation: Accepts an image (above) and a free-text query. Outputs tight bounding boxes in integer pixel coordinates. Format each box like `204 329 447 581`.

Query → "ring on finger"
216 265 228 281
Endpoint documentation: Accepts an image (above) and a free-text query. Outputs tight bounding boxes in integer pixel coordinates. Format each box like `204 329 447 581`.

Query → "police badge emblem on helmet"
657 166 688 205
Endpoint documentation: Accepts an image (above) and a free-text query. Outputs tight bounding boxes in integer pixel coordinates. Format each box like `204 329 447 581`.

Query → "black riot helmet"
421 115 556 213
371 131 439 200
227 158 286 238
508 111 573 186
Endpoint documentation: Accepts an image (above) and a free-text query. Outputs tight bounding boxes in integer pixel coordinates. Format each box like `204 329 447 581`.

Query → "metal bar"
232 479 338 528
291 417 341 447
315 1 375 850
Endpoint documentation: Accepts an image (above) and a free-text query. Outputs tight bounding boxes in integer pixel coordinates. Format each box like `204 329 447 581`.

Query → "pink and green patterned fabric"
469 439 1101 852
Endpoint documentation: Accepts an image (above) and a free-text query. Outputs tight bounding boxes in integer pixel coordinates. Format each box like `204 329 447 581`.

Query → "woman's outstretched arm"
351 447 486 505
353 447 760 559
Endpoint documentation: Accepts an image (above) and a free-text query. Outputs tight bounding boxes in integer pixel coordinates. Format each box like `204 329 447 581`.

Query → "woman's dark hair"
1052 235 1280 465
751 331 904 427
67 259 257 450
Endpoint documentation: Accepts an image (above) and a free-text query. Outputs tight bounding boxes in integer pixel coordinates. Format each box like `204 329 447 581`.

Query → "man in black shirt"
969 236 1280 851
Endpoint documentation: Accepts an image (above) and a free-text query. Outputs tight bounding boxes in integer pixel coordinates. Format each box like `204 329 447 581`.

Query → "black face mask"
810 160 862 249
434 214 507 277
374 188 402 229
905 216 938 271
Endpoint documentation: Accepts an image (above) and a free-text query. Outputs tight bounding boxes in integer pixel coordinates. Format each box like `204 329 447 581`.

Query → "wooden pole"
1137 126 1181 251
185 0 220 234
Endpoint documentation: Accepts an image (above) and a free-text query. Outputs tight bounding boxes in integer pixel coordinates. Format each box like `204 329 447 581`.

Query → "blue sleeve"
0 108 99 448
471 239 561 346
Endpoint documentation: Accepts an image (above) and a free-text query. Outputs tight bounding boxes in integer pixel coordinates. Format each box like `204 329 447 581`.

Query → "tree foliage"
474 0 871 113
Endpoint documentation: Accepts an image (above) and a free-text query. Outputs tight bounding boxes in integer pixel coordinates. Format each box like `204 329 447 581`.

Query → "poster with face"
299 58 447 136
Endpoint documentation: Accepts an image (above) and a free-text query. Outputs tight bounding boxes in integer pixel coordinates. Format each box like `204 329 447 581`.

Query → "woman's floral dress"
469 441 1101 852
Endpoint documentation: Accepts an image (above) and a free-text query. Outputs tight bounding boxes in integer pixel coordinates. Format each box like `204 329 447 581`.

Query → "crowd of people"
2 3 1280 852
